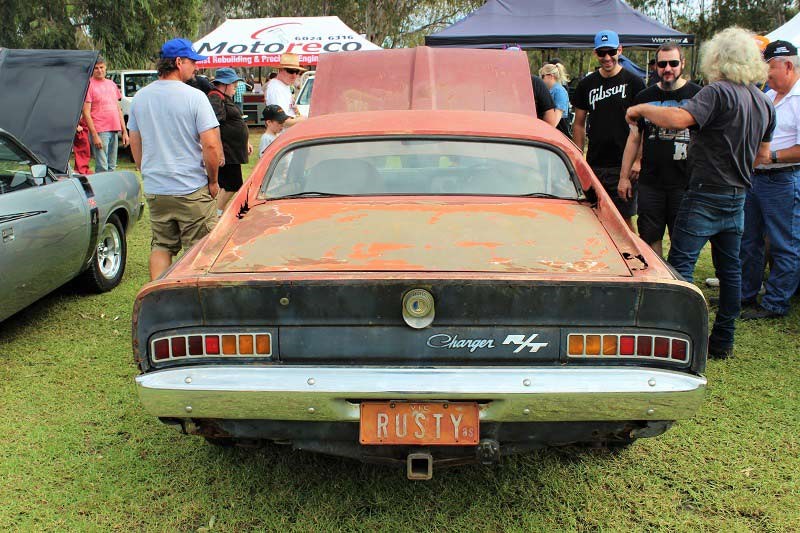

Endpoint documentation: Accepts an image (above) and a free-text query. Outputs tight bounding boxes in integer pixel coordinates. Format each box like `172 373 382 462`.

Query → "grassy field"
1 158 799 531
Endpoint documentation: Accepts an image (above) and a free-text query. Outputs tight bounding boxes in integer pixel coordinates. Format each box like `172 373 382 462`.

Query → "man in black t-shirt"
618 44 701 257
626 27 776 359
572 30 646 230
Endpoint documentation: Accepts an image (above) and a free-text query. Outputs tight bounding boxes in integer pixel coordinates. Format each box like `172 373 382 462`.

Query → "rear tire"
81 214 127 292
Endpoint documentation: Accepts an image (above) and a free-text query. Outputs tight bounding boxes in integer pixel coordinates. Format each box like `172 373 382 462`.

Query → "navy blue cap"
212 68 243 85
594 30 620 50
160 38 207 61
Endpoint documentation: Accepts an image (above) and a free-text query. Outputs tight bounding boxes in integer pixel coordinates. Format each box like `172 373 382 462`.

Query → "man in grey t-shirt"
128 38 223 280
626 27 776 360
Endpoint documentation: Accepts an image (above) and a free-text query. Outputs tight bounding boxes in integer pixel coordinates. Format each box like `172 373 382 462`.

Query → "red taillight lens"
636 336 652 356
170 337 186 357
256 334 271 355
671 339 688 361
154 339 170 360
619 336 635 355
205 335 220 354
654 337 670 358
188 335 203 355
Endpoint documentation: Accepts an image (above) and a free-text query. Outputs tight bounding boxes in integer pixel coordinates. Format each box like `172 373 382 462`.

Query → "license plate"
359 401 479 446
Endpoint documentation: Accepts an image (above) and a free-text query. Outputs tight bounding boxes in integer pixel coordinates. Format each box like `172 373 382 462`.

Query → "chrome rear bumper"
136 366 706 422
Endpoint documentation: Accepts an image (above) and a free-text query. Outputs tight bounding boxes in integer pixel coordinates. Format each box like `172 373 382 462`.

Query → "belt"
756 165 800 175
688 183 745 195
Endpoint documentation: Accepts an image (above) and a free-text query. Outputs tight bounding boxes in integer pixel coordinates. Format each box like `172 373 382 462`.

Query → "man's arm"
129 130 142 171
543 108 559 127
626 104 696 130
753 142 774 167
199 127 223 198
82 102 103 149
572 108 588 154
117 103 129 147
618 126 643 201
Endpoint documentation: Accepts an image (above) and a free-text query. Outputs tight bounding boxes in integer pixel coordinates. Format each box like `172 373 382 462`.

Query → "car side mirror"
31 164 47 179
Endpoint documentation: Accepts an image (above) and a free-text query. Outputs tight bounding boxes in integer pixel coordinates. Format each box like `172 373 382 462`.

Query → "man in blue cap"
572 30 645 231
127 38 224 280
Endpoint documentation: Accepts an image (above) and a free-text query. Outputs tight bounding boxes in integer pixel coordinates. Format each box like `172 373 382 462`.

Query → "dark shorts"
593 166 637 218
637 182 687 244
218 164 243 192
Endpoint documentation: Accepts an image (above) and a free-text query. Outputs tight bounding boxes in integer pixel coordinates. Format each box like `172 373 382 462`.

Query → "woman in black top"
208 68 252 213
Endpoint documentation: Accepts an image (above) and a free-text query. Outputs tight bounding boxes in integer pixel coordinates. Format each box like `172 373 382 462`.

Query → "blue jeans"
668 188 746 348
740 169 800 314
91 131 119 173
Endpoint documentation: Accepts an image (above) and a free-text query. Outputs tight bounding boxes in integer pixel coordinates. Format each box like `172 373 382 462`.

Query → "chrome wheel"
96 222 122 280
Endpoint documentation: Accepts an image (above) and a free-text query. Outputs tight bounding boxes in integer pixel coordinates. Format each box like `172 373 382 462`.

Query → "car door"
0 136 89 321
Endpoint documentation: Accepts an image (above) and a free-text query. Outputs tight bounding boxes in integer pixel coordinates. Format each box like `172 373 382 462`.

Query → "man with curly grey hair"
626 27 776 359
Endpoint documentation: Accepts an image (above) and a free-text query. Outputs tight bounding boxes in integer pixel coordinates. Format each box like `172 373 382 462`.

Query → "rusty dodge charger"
133 47 707 479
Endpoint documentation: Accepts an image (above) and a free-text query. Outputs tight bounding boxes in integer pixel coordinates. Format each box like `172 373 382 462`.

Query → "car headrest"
305 159 380 194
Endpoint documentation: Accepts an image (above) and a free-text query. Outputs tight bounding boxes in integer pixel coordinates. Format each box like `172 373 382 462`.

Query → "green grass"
1 158 799 531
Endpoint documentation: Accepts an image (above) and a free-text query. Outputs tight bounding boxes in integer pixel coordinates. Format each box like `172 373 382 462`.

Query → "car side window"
0 137 38 195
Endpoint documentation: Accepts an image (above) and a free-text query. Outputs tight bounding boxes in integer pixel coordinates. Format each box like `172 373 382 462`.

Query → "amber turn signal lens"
568 335 583 355
238 335 254 355
585 335 601 355
256 334 271 355
602 335 618 355
222 335 237 355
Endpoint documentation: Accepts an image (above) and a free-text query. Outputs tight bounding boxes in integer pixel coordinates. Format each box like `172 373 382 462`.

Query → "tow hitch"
406 452 433 480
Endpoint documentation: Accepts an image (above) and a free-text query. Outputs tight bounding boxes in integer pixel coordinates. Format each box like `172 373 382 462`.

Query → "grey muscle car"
0 49 142 322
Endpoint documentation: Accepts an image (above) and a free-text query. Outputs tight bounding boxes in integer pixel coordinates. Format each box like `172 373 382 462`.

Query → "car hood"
0 49 98 173
209 198 631 275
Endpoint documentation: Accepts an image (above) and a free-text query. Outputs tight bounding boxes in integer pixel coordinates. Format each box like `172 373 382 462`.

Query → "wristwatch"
770 150 779 163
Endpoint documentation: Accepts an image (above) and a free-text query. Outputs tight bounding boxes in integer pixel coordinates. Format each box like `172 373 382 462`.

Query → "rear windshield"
259 139 578 199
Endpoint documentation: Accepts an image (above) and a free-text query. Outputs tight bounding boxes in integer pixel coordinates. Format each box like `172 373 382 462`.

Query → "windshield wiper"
518 193 570 199
269 191 348 199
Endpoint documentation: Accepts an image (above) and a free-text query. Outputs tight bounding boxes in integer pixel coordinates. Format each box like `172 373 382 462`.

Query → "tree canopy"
1 0 798 68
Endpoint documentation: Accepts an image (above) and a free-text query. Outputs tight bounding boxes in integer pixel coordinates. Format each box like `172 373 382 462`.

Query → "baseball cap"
160 38 208 61
262 105 289 123
594 30 620 50
212 68 243 85
764 40 798 61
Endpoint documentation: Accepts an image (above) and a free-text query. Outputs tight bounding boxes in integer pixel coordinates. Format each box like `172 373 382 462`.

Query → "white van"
107 70 158 124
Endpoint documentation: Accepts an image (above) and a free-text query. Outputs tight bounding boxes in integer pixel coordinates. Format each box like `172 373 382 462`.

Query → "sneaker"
740 306 783 321
705 277 719 287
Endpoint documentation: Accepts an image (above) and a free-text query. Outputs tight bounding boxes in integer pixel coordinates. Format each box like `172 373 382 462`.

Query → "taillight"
150 332 272 362
567 333 690 363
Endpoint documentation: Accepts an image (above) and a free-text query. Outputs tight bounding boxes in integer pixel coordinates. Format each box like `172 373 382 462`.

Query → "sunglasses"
657 60 681 68
285 68 301 75
595 48 618 57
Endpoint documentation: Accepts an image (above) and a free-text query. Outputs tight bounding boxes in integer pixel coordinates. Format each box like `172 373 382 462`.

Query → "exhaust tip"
407 452 433 480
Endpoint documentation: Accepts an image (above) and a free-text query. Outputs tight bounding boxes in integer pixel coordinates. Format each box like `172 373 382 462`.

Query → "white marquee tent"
194 17 381 68
766 13 800 45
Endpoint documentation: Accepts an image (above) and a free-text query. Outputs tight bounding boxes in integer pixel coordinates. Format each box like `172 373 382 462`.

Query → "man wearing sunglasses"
265 53 307 127
618 44 701 258
572 30 645 231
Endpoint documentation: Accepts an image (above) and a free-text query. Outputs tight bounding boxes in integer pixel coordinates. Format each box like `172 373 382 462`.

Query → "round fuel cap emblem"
402 289 435 329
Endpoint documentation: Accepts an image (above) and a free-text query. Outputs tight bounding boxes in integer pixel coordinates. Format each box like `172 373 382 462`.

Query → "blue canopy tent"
425 0 693 49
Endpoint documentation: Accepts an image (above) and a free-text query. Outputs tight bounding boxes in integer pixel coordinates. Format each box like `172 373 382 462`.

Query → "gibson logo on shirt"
589 84 628 109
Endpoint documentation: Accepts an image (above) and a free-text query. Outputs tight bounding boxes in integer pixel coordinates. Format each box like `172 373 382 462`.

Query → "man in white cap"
265 53 307 127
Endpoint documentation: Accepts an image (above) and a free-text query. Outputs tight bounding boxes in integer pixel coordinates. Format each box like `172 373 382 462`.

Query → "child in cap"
259 105 289 156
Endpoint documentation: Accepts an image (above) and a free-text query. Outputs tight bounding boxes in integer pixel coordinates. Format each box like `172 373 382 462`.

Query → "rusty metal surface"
310 47 536 117
209 198 631 275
